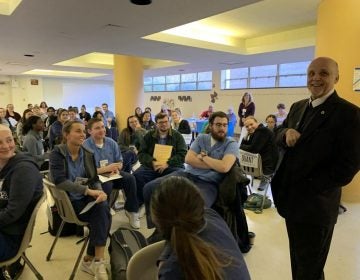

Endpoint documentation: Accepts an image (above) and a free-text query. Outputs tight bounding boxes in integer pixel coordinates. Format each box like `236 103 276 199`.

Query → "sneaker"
81 259 94 276
125 211 140 229
93 260 108 280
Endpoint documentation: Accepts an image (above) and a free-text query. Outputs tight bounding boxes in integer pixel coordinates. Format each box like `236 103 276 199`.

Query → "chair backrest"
239 149 263 177
127 240 165 280
0 193 45 267
181 133 192 145
43 178 87 226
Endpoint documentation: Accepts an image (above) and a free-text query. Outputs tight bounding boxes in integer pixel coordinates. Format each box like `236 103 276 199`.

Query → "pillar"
316 0 360 202
113 55 144 131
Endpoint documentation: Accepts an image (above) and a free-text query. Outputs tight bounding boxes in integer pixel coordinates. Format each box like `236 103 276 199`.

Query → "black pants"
285 220 335 280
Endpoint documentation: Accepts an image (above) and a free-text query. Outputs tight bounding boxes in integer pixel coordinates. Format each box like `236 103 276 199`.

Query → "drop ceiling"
0 0 320 80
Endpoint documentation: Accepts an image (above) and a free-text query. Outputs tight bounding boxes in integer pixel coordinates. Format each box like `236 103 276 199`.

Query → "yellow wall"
316 0 360 202
113 55 144 131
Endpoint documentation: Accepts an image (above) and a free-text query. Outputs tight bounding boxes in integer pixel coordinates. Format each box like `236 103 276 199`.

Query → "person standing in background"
238 92 255 129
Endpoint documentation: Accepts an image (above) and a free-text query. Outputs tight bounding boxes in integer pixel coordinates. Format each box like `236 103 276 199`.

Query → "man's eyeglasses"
213 123 228 128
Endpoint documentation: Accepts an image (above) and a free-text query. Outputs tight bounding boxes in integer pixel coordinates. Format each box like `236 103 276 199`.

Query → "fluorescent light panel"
22 69 106 78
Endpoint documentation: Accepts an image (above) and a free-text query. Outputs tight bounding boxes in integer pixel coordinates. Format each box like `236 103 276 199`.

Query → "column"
316 0 360 201
113 55 144 131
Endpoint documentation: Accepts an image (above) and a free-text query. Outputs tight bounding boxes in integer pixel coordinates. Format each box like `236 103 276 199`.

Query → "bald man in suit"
272 57 360 280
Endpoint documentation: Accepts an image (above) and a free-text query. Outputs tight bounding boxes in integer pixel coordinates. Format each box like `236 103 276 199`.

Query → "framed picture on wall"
353 68 360 92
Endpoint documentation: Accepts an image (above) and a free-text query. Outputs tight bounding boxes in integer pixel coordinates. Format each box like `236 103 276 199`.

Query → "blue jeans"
72 197 111 256
102 171 139 213
0 232 22 262
133 166 183 205
143 170 218 228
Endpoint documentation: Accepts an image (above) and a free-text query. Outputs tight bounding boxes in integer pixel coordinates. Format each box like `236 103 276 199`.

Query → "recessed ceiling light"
130 0 152 5
24 54 34 57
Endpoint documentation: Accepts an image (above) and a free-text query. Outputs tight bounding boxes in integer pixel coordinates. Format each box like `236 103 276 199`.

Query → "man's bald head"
307 57 339 99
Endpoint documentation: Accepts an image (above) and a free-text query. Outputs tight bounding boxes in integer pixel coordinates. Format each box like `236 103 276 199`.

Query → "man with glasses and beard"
142 111 239 238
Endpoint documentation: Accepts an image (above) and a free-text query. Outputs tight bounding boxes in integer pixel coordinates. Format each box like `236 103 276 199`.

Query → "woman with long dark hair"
16 108 34 147
152 176 250 280
49 108 69 149
22 115 49 170
238 92 255 128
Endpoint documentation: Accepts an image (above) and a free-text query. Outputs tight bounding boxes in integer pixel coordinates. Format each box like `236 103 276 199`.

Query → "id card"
99 160 108 167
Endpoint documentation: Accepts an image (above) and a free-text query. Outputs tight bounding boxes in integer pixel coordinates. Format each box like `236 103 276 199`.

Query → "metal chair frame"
239 149 272 214
43 178 89 280
0 193 46 280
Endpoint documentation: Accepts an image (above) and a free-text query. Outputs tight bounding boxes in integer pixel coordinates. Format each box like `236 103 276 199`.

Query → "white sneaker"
93 260 108 280
125 211 140 229
81 259 94 276
81 259 108 280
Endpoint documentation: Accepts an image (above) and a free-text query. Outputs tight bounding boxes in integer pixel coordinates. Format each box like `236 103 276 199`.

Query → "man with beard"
142 111 239 233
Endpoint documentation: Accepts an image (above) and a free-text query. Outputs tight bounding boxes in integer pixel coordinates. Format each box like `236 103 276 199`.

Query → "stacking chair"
0 193 45 280
239 149 272 214
43 178 89 280
127 240 165 280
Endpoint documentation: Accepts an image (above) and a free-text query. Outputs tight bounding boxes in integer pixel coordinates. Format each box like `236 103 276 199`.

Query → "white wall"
1 74 309 126
0 75 114 115
143 87 309 122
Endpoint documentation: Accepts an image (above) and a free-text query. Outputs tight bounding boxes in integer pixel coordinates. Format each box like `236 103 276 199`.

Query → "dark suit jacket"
271 92 360 226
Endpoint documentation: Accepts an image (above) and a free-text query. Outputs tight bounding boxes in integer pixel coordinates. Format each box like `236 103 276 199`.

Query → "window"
278 61 310 88
144 71 212 92
221 61 310 89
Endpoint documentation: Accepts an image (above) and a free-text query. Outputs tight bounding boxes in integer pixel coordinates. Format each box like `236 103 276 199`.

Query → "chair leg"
69 236 89 280
22 253 43 280
46 220 65 261
255 179 271 214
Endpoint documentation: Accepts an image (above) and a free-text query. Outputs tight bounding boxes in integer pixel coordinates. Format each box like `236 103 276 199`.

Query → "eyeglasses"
213 123 228 128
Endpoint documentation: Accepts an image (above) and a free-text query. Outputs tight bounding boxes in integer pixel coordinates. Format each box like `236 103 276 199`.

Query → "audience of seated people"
22 115 49 171
0 100 291 278
0 124 43 263
49 120 110 280
133 112 187 208
170 108 191 134
142 111 238 242
83 118 140 229
240 116 279 191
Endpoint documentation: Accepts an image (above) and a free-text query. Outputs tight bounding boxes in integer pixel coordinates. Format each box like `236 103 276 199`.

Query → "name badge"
100 160 108 167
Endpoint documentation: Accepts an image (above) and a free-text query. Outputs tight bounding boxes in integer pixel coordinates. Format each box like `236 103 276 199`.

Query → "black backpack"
108 227 147 280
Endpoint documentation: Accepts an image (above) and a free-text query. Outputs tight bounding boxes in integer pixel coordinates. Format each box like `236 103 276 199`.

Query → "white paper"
98 173 122 183
79 200 97 215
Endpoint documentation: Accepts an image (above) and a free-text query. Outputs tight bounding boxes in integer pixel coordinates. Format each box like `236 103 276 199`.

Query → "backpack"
46 204 78 237
108 227 147 280
244 193 272 211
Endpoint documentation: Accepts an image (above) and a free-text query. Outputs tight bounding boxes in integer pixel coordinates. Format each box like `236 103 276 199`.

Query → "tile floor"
17 181 360 280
